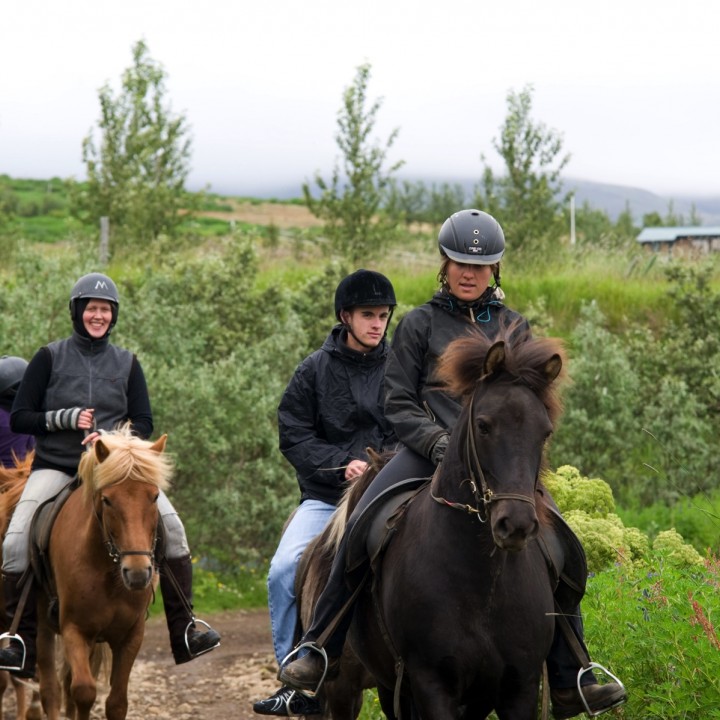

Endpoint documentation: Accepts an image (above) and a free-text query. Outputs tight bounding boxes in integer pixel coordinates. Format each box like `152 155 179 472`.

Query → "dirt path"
0 609 280 720
121 609 278 720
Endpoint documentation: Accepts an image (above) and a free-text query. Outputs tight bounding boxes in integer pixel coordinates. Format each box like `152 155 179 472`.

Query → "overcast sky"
2 0 718 199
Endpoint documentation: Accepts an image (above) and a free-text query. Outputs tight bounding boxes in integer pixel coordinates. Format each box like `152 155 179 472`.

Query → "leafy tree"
474 85 570 257
70 40 197 255
303 63 404 263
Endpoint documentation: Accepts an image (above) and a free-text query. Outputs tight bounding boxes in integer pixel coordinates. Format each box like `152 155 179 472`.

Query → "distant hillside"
223 174 720 227
564 177 720 226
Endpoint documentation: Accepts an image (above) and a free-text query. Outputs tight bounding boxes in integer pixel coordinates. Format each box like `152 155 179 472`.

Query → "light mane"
78 424 172 504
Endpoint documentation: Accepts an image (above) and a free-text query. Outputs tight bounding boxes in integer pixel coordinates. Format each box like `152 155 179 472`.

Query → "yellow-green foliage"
543 465 615 516
543 465 702 573
652 528 704 567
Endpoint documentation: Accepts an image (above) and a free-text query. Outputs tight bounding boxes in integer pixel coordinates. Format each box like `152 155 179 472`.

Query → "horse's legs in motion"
60 627 97 720
36 608 61 720
104 626 145 720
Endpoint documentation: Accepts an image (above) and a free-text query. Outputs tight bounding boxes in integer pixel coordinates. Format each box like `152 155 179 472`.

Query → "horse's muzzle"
121 565 154 591
491 503 539 552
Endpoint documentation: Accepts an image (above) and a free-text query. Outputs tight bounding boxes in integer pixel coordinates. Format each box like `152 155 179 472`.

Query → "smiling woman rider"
1 272 220 678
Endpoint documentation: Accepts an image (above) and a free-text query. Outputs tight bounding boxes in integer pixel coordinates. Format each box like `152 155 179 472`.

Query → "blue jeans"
267 499 335 665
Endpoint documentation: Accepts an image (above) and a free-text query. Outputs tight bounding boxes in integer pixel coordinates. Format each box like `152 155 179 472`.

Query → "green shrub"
583 554 720 718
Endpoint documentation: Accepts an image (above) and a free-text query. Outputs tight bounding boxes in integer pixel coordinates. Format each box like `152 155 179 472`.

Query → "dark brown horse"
348 329 567 720
0 427 172 720
293 452 388 719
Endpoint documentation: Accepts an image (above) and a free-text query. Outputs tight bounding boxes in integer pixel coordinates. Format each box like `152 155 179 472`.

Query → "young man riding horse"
279 210 627 719
253 270 398 717
0 272 220 678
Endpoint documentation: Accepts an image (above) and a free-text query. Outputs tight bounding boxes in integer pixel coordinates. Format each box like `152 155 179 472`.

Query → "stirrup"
279 641 329 696
576 663 626 717
183 618 220 658
0 632 27 671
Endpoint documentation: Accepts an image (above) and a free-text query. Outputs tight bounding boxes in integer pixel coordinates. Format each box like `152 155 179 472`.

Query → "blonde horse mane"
320 448 392 556
0 451 34 535
78 423 172 504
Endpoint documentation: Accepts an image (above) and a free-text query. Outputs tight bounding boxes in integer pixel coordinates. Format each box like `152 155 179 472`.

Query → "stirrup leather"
0 632 27 671
576 663 626 717
183 618 220 658
280 641 329 696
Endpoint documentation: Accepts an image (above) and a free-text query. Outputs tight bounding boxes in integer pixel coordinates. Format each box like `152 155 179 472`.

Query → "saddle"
345 477 430 575
27 477 80 632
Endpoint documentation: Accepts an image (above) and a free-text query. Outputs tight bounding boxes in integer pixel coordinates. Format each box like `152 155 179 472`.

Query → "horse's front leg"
36 609 61 720
61 624 97 720
105 622 145 720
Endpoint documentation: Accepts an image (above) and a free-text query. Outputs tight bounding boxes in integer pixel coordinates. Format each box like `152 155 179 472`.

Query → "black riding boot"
548 610 626 718
160 556 221 664
0 573 37 678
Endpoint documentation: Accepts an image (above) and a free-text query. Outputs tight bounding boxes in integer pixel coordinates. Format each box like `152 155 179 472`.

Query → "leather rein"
431 392 537 523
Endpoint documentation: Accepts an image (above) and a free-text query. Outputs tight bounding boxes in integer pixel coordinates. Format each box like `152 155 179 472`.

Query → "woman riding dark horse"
279 210 627 719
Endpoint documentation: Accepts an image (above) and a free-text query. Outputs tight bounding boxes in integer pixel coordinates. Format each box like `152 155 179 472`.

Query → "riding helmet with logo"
334 269 397 321
438 209 505 265
69 272 120 331
0 356 28 398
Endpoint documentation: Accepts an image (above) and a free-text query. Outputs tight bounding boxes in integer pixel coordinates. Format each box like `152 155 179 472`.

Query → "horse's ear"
150 434 168 454
366 447 382 471
544 353 563 383
483 341 506 377
95 439 110 464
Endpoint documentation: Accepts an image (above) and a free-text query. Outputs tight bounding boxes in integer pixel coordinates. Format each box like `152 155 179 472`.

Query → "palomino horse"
0 427 171 720
348 329 569 720
0 453 36 720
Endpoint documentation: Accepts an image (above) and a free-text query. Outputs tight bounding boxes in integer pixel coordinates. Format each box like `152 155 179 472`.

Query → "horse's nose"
492 507 539 551
121 565 153 591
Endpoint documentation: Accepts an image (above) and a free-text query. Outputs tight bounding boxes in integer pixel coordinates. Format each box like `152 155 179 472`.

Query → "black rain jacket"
278 325 396 505
384 288 529 460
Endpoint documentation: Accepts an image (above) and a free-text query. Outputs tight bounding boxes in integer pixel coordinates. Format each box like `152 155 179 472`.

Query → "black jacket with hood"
384 288 528 460
278 325 396 505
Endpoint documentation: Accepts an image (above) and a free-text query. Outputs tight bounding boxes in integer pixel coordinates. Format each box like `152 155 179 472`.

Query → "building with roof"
636 226 720 255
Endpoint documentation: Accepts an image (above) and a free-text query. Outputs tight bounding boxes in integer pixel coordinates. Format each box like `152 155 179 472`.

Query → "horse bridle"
431 392 537 523
93 487 159 564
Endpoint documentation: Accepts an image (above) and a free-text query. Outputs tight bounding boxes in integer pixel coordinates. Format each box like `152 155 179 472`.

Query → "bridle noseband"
431 392 537 523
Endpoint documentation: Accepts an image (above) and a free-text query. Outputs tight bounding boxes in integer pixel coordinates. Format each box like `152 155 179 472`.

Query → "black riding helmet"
438 209 505 265
0 356 28 399
69 272 120 336
334 269 397 321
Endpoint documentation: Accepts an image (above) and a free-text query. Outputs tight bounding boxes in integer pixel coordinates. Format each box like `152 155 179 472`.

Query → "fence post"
99 216 109 265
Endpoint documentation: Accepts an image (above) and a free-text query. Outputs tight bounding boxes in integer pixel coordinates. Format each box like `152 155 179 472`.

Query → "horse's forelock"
437 324 567 424
80 427 172 502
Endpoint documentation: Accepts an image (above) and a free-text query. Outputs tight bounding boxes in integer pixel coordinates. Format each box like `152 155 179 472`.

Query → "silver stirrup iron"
576 663 626 717
280 641 330 696
183 618 220 658
0 632 27 672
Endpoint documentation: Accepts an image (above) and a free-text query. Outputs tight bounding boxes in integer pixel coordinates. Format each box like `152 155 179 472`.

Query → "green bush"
583 554 720 718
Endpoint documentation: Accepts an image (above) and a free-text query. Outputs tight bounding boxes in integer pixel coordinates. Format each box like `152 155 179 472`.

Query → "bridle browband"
431 391 537 523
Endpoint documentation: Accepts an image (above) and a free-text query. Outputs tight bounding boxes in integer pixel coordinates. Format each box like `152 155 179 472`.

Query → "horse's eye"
101 495 111 507
152 493 160 504
477 419 491 436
